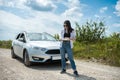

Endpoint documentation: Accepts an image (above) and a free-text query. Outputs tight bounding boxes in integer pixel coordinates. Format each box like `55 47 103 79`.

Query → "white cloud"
112 23 120 27
100 6 108 13
0 0 56 11
62 0 83 21
0 10 65 40
67 0 80 8
25 0 56 11
62 7 83 18
0 0 3 5
0 0 27 9
0 0 85 40
114 0 120 16
94 14 100 18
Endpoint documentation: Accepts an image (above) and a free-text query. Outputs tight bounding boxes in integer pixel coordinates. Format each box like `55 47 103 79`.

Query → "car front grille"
45 49 60 54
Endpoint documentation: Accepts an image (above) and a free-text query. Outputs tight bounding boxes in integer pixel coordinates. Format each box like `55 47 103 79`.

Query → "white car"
11 31 67 66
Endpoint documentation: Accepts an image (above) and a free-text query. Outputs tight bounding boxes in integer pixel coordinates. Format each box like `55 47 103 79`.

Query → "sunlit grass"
0 40 12 49
73 38 120 66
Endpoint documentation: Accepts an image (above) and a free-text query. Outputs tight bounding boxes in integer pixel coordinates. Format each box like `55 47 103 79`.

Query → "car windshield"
26 33 57 41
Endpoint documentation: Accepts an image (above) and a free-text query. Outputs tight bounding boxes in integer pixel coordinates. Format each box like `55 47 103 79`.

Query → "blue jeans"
60 41 76 71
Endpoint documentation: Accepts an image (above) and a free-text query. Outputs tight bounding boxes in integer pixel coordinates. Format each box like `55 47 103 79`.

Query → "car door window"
19 33 26 42
16 33 21 40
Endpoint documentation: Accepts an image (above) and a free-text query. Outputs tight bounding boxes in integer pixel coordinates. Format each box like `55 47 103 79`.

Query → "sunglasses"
63 24 68 27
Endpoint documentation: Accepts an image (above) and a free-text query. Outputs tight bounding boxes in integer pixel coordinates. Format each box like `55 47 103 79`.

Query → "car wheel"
23 51 31 67
11 48 16 59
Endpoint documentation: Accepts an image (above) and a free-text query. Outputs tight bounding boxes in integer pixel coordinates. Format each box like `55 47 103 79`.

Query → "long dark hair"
64 20 74 33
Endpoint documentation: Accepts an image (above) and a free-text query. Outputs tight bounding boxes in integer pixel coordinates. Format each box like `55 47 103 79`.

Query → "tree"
110 32 120 39
54 34 60 40
75 20 106 43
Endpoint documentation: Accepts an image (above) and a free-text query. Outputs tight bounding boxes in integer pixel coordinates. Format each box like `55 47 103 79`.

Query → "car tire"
23 50 31 67
11 48 16 59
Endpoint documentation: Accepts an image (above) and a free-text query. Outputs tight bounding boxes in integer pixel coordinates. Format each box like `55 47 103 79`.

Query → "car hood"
29 41 60 49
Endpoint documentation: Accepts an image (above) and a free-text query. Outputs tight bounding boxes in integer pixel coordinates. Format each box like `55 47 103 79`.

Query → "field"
73 38 120 66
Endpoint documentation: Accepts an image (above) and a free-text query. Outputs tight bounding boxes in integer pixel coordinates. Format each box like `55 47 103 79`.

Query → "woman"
60 20 78 76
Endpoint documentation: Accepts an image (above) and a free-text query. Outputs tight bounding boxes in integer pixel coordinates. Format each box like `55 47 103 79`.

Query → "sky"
0 0 120 40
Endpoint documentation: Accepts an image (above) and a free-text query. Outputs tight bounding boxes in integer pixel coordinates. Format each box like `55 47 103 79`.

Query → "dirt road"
0 48 120 80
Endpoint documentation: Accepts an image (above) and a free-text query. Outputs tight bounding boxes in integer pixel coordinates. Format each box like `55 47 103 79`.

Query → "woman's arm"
70 30 76 41
59 30 76 41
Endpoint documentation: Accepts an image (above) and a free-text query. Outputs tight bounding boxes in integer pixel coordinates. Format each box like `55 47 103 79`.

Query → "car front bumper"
28 49 67 63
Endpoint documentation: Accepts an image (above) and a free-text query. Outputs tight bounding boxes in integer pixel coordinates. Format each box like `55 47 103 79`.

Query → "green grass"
0 40 12 49
73 38 120 66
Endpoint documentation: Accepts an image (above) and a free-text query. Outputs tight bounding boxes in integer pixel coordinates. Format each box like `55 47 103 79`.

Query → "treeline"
0 40 12 49
73 20 120 66
75 20 105 43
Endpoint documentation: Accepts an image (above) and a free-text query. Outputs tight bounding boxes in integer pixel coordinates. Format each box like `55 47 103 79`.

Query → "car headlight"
41 48 47 51
31 46 47 51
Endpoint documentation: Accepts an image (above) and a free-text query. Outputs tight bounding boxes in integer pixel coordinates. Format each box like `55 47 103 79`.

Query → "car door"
13 33 21 56
17 33 26 58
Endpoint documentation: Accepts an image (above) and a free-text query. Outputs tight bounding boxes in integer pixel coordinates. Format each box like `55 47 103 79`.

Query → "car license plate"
52 56 61 60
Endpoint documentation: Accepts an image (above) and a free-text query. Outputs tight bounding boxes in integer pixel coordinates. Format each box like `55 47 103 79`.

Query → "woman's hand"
59 37 76 41
59 38 70 41
63 38 70 41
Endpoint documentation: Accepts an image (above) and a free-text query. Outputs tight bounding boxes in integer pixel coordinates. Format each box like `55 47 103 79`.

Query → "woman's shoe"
60 69 66 74
74 71 79 76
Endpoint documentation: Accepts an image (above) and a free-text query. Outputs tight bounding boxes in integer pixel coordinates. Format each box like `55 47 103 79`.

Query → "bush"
73 32 120 66
54 34 60 40
73 19 120 66
75 20 105 43
0 40 12 49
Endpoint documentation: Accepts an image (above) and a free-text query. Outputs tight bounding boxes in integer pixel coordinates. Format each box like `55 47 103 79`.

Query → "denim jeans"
60 41 76 71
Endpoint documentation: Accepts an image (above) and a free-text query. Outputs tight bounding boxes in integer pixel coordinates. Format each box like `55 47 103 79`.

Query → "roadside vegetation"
73 33 120 66
73 20 120 66
0 20 120 66
0 40 12 49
